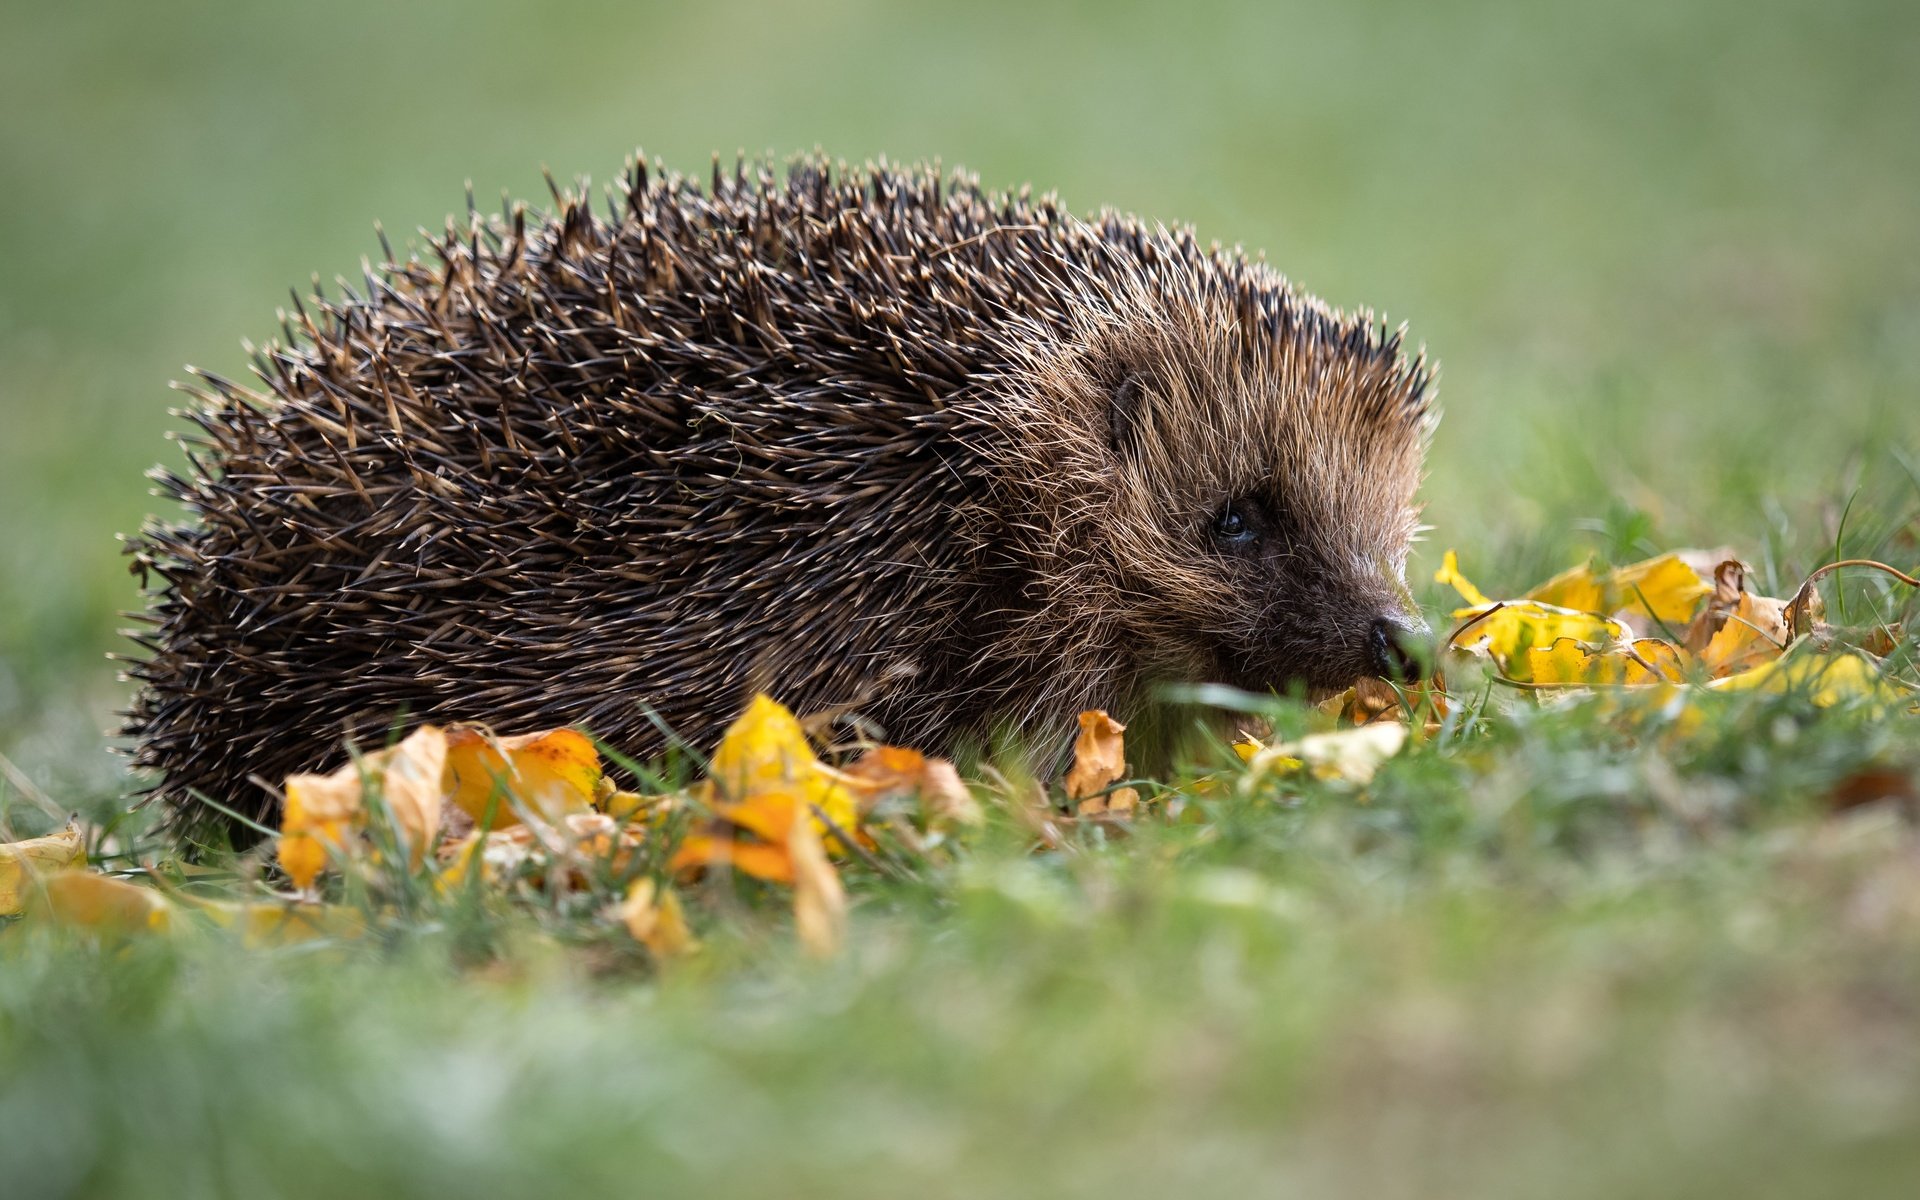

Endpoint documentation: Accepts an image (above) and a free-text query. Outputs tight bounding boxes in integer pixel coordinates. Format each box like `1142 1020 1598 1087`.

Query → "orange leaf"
1698 593 1789 677
1064 710 1129 801
669 833 795 885
445 726 600 829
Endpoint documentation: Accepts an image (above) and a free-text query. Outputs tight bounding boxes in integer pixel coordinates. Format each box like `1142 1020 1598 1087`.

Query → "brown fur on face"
125 155 1433 845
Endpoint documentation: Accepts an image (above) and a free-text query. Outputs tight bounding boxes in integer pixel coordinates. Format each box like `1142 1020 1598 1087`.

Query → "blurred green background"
3 0 1918 797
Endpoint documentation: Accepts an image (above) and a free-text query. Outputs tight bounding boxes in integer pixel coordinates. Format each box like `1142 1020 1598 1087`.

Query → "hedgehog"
124 153 1435 845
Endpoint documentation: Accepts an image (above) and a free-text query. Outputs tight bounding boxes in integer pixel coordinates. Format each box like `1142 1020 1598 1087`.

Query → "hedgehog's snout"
1366 613 1429 683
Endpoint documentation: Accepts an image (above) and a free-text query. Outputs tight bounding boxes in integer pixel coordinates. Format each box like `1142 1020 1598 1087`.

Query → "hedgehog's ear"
1107 374 1146 458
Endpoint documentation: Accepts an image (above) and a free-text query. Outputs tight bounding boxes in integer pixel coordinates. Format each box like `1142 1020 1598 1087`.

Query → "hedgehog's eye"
1210 501 1258 548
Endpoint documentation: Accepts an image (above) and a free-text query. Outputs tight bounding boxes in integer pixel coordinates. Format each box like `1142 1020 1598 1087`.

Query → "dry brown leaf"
1682 559 1748 653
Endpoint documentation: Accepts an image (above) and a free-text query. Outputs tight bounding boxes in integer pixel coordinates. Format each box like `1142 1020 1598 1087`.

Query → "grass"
4 0 1920 1196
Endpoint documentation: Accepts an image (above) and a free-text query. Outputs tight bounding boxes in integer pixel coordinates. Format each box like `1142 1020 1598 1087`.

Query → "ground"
3 1 1919 1196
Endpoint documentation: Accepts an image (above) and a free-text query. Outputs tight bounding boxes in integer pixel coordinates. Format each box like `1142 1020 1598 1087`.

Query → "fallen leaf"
1240 723 1409 786
0 825 85 916
445 726 600 828
1434 549 1494 608
843 745 983 828
788 801 847 958
34 870 173 935
669 832 796 884
618 877 699 959
281 724 449 888
1064 710 1136 814
1708 648 1912 712
1682 559 1748 653
708 695 861 846
440 811 645 889
1526 637 1687 685
1449 601 1627 680
1698 592 1790 676
1527 552 1711 627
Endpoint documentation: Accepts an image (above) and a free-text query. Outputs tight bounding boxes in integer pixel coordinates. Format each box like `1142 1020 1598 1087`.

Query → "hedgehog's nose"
1367 616 1427 682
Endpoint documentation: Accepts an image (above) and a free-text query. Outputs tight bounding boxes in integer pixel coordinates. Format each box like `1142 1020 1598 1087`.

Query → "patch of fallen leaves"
6 694 976 962
1436 549 1918 712
8 545 1912 962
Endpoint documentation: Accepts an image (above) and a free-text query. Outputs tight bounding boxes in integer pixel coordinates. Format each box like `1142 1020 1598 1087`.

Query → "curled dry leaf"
1697 592 1790 677
0 824 85 916
1318 676 1450 728
618 878 699 960
1064 709 1140 815
843 745 982 828
280 725 449 889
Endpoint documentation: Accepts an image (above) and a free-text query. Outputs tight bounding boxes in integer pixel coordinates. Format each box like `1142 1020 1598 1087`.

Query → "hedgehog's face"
1084 312 1434 700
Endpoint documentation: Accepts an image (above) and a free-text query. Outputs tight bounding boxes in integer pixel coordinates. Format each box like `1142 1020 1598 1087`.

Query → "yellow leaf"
280 771 364 891
1434 549 1493 608
1526 637 1600 684
280 724 449 888
788 800 847 959
618 878 699 960
0 825 85 916
445 726 600 829
1708 649 1912 711
1525 637 1687 685
187 898 363 947
35 871 173 935
1631 639 1688 683
707 694 861 847
1527 553 1711 626
1450 602 1626 680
